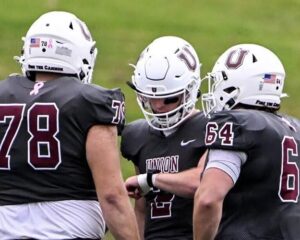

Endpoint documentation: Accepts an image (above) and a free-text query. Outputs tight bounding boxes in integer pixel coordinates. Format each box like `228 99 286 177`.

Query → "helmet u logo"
225 49 248 69
178 47 197 71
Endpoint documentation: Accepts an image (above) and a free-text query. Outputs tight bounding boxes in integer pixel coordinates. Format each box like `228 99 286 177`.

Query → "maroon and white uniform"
0 75 125 239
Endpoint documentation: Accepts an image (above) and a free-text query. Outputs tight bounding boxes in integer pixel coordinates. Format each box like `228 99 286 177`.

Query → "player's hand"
125 174 152 199
125 176 143 199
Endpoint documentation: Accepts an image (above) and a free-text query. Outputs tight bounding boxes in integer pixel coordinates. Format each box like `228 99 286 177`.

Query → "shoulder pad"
280 114 300 132
121 119 150 164
205 110 269 150
78 84 125 134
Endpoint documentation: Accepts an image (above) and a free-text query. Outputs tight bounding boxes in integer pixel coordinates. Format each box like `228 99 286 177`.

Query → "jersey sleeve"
78 84 125 134
204 110 267 151
206 149 247 183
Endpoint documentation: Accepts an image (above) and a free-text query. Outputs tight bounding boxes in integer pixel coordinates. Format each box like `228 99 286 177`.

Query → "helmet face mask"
131 36 201 130
136 85 196 130
18 11 98 84
201 44 286 117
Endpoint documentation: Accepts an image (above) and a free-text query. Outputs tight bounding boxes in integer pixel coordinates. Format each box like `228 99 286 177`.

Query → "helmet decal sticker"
225 49 248 69
177 47 197 71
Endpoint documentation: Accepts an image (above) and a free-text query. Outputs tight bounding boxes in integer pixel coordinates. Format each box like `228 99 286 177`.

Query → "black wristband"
146 172 154 187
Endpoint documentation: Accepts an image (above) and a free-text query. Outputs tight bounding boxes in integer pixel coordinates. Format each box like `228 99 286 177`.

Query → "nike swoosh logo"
180 139 196 146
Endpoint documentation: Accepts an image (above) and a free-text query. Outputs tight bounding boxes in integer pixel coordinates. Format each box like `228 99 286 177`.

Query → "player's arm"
193 167 233 240
193 149 246 240
153 151 207 198
125 151 207 198
86 124 140 240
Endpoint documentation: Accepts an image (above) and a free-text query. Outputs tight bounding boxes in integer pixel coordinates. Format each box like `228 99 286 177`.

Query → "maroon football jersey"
204 109 300 239
0 75 125 205
121 112 207 240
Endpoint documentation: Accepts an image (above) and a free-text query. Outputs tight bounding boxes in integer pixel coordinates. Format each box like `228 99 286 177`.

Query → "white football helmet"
130 36 201 130
17 11 97 84
201 43 286 117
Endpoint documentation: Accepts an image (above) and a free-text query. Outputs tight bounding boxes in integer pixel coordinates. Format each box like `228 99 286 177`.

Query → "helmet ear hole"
224 87 236 94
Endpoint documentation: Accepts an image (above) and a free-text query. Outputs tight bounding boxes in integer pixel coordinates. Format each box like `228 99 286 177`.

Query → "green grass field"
0 0 299 238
